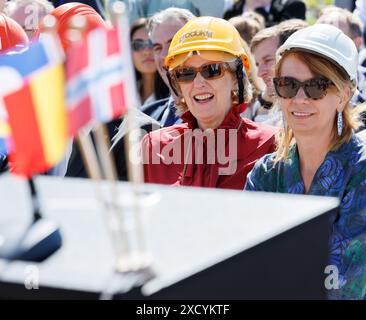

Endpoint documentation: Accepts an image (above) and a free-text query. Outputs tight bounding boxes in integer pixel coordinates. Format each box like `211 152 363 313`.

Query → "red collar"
180 103 247 130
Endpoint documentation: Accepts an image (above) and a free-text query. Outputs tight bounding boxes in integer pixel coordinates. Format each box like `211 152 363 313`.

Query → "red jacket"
142 104 277 190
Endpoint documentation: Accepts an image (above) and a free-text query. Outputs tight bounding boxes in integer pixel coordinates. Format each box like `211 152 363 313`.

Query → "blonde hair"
274 51 364 163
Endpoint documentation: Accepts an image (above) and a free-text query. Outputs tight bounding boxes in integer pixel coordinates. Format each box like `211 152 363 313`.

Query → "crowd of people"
1 0 366 299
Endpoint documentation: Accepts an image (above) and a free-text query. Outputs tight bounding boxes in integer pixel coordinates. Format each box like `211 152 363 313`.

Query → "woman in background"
131 18 164 105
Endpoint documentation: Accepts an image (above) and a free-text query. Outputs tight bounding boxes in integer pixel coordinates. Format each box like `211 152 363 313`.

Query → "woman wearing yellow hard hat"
141 17 277 189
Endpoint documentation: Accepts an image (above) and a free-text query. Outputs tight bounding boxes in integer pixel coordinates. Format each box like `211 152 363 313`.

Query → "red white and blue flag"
66 26 136 136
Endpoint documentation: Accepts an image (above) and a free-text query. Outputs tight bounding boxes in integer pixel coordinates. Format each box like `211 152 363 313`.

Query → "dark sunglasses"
172 62 229 83
131 39 153 51
273 76 334 100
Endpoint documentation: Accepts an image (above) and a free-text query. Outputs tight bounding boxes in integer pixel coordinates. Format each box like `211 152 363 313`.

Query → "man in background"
250 19 307 125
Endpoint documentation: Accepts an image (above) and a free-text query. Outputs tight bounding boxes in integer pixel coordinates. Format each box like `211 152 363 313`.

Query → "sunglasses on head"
172 62 229 83
273 76 334 100
131 39 153 51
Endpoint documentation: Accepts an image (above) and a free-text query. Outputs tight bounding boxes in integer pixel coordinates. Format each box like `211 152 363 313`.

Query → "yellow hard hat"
165 16 250 75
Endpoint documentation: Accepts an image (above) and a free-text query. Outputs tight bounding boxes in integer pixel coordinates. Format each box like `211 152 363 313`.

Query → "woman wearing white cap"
245 24 366 299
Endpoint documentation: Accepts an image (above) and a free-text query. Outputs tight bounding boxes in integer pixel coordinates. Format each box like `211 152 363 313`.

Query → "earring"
231 90 239 105
337 111 343 136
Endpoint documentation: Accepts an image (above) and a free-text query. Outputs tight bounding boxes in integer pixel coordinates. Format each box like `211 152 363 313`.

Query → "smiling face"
131 27 156 75
278 53 345 140
176 55 237 130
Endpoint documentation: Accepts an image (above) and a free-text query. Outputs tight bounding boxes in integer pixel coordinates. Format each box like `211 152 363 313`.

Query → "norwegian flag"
66 26 134 136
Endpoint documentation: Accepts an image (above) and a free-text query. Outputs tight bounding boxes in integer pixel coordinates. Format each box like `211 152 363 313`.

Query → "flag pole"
28 177 42 222
67 14 118 182
42 14 103 181
110 1 152 273
76 129 103 180
102 0 111 24
93 125 118 181
66 14 137 269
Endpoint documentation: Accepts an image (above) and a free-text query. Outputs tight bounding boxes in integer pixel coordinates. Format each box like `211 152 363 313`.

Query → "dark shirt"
65 117 160 180
224 0 306 26
66 96 178 180
65 119 124 179
140 96 182 127
0 153 8 174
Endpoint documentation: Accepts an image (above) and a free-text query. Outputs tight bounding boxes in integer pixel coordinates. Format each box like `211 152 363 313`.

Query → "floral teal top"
245 133 366 299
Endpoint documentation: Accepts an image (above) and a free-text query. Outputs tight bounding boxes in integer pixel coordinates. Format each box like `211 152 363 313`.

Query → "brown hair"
274 50 364 162
276 19 308 47
130 18 148 40
229 16 262 45
242 11 266 30
318 6 364 39
250 25 279 52
250 19 308 52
